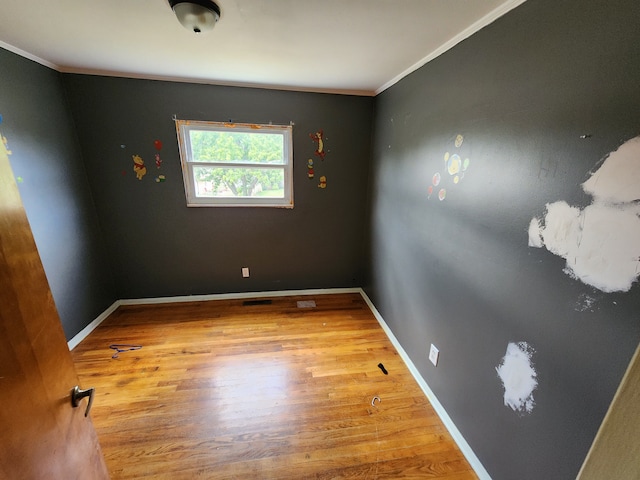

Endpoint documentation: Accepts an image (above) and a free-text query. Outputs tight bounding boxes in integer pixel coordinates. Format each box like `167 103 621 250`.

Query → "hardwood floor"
72 293 477 479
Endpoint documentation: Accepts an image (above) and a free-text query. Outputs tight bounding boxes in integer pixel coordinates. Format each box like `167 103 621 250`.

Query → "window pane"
193 166 285 198
177 120 293 208
189 130 284 164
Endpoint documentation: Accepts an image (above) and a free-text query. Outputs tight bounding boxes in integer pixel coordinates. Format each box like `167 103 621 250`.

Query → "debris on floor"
109 344 142 359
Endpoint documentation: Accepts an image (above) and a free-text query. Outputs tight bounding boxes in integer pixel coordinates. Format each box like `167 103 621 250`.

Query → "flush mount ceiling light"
169 0 221 34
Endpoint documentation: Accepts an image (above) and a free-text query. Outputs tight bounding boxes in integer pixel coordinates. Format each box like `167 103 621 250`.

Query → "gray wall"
0 48 116 339
62 75 373 299
366 0 640 479
3 0 639 476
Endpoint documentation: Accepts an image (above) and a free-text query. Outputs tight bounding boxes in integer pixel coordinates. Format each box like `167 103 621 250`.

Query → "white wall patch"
582 136 640 204
496 342 538 415
527 217 543 248
529 135 640 293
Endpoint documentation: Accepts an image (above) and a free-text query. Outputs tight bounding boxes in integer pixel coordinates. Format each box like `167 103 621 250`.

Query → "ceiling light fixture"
169 0 221 34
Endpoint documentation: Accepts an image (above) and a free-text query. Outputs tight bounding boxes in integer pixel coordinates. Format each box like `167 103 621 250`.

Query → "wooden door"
0 137 109 479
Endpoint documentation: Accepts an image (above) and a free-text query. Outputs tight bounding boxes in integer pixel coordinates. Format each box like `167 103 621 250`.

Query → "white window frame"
175 120 294 208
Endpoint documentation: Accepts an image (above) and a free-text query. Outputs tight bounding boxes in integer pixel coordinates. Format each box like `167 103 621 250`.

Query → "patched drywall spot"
582 136 640 204
529 136 640 293
528 217 543 248
496 342 538 415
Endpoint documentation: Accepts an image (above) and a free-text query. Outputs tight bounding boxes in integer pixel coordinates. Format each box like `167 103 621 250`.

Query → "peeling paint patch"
582 136 640 204
496 342 538 415
528 217 543 248
529 136 640 293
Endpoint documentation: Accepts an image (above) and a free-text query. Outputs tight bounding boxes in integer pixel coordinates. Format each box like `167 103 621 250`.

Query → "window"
175 120 293 208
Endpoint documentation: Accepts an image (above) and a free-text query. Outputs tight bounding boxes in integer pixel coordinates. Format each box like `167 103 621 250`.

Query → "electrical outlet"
242 267 249 278
429 344 440 367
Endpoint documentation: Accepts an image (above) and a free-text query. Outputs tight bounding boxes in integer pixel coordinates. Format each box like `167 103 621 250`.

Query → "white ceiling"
0 0 525 96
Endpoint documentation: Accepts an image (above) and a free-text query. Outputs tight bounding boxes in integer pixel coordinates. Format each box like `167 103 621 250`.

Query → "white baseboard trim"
68 287 361 349
67 300 121 350
358 289 492 480
68 286 490 478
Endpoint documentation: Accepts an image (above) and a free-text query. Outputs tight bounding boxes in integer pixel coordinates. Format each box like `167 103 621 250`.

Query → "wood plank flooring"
72 293 477 479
